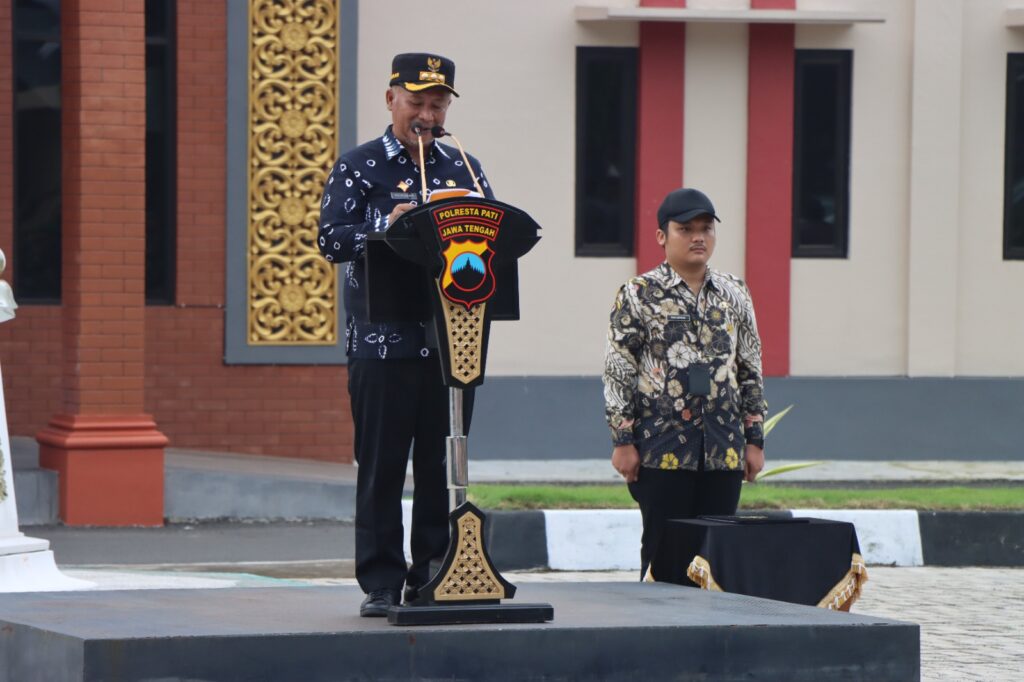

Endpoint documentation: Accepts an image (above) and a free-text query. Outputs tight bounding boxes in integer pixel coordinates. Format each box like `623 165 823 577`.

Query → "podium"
365 197 552 625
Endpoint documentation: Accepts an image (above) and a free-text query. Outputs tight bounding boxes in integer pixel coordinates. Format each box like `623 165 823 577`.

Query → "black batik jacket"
603 263 767 472
317 126 493 359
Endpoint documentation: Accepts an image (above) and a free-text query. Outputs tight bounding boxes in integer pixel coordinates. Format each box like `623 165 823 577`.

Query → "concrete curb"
164 468 356 522
399 507 1024 571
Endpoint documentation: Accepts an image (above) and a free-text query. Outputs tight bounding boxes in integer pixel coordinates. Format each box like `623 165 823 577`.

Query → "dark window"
575 47 637 257
145 0 176 303
792 50 852 258
12 0 62 302
1004 55 1024 259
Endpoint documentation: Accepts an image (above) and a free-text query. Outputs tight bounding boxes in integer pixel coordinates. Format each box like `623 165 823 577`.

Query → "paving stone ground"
852 567 1024 682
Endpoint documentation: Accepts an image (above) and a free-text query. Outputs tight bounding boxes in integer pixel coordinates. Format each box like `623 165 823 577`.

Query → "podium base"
392 502 554 625
388 602 554 626
0 584 919 681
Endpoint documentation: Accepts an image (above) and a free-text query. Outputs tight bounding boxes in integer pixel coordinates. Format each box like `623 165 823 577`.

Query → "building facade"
1 0 1022 521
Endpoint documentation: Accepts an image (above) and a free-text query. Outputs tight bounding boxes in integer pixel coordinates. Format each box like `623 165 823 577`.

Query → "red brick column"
37 0 167 526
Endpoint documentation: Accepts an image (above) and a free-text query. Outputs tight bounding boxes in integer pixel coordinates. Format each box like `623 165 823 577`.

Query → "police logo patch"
432 203 505 309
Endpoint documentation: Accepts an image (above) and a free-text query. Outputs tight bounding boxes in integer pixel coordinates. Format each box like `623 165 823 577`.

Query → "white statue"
0 248 91 591
0 248 16 323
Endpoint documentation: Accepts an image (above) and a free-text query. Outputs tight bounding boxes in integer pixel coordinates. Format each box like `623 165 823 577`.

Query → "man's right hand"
387 202 418 225
611 444 641 483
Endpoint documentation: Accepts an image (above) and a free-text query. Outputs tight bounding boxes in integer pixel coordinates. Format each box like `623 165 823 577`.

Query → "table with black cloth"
649 516 868 611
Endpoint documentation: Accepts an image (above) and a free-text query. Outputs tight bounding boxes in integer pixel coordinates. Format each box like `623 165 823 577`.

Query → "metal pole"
446 387 469 511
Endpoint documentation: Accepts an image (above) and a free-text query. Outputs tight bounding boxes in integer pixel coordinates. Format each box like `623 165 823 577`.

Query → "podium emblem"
434 203 504 309
367 197 540 389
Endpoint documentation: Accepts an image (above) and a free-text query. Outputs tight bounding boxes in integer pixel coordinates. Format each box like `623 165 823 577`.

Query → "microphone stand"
415 132 429 203
431 126 485 196
414 126 468 513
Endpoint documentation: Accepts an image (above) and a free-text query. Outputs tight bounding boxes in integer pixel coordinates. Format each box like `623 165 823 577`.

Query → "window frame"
574 46 638 258
144 0 178 304
791 48 853 259
11 0 63 304
1004 54 1024 260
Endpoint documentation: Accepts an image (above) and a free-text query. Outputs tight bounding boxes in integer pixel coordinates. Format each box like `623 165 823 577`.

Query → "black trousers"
348 358 473 593
628 467 744 579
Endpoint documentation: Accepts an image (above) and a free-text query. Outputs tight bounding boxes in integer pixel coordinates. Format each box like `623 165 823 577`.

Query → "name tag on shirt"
668 314 691 323
390 192 418 201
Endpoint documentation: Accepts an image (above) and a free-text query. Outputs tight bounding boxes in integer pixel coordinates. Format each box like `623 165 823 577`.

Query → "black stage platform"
0 582 919 681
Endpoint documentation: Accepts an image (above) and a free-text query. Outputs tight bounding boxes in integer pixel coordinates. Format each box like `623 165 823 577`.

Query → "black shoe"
360 588 399 617
403 584 421 605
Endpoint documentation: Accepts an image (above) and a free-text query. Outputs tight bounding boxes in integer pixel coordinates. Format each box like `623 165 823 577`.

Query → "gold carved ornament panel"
437 282 485 384
247 0 337 345
433 512 506 601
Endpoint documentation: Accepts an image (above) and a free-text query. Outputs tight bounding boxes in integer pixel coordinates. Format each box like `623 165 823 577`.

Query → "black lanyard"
685 282 710 356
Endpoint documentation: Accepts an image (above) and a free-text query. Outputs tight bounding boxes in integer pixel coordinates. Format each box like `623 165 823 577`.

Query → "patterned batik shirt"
318 125 494 359
603 263 767 472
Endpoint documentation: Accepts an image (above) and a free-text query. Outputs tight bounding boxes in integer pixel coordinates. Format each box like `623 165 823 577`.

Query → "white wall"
905 0 963 376
956 0 1024 374
356 0 637 376
790 0 913 375
684 22 749 279
791 0 1024 377
355 0 1024 378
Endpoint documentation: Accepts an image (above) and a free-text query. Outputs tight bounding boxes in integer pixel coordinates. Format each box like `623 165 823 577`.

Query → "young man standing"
603 188 767 578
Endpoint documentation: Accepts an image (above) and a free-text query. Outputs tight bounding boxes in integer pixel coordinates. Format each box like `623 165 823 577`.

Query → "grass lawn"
467 484 1024 511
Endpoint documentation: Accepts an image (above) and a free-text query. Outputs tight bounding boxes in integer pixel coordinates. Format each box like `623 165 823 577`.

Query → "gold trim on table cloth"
685 552 868 610
817 552 869 611
685 555 724 592
247 0 338 345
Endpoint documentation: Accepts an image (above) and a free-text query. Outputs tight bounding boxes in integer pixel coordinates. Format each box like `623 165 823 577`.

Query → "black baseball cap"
389 52 459 97
657 188 720 229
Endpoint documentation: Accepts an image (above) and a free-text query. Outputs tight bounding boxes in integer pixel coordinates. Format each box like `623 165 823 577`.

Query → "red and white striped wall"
635 0 793 376
357 0 1024 379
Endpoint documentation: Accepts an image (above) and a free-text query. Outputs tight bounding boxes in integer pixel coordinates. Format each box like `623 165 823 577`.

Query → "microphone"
412 123 448 139
432 126 484 196
409 124 428 202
